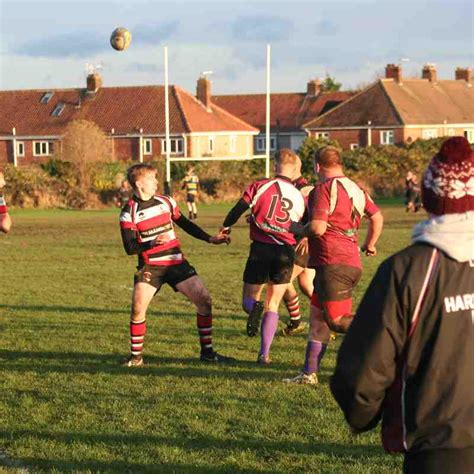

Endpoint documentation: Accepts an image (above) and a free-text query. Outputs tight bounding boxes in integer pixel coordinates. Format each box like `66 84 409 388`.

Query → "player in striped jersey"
119 163 233 367
220 149 305 365
0 171 12 234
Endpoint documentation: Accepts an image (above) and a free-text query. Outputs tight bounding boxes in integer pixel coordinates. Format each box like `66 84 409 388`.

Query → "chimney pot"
196 76 211 110
422 64 437 82
87 73 102 93
307 79 322 96
385 64 402 83
455 67 472 82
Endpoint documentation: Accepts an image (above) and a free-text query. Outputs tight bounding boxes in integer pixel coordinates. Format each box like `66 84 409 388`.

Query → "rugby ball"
110 27 132 51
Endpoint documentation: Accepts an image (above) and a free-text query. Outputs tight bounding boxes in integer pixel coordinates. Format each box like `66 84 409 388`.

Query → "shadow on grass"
0 429 388 473
0 350 299 380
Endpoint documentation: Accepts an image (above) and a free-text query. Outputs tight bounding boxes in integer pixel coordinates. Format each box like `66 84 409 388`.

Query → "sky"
0 0 472 94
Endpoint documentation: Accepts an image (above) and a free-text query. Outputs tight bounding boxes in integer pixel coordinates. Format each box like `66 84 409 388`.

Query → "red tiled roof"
0 84 258 137
305 78 474 129
213 91 353 132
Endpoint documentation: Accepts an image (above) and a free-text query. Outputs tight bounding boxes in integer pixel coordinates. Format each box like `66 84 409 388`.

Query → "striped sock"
197 313 213 354
130 319 146 358
285 295 301 326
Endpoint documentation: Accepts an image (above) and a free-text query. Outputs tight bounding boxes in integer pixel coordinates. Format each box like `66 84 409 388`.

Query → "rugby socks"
130 319 147 358
303 340 327 375
284 294 301 327
197 313 213 354
243 297 257 315
259 311 279 357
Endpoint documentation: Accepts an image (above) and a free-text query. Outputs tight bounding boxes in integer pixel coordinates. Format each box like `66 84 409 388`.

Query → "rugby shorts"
186 193 196 203
134 260 197 291
310 264 362 320
243 241 295 285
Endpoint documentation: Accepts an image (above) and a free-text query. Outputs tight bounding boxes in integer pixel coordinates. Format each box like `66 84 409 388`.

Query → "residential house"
213 80 353 153
304 64 474 150
0 73 259 166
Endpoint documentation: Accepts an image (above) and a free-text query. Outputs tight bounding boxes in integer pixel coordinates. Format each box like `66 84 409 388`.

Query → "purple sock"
243 297 257 315
303 341 327 374
259 311 279 357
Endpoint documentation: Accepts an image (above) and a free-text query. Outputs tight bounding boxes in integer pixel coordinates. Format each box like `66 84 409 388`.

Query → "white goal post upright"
163 45 272 190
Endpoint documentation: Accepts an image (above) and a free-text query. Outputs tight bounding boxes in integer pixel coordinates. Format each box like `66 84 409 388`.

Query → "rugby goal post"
163 44 272 194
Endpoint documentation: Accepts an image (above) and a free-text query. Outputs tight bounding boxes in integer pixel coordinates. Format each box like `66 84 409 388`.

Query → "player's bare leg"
258 283 288 364
186 201 193 219
177 276 235 362
283 304 330 384
242 283 265 337
191 202 198 220
123 282 157 367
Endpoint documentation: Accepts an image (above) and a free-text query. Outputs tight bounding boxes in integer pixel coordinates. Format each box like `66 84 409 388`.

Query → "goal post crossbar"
168 155 267 163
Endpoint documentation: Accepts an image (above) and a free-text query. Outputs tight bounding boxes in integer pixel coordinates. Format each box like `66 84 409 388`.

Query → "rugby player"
284 146 383 384
119 163 233 367
181 167 199 220
0 171 12 233
220 149 305 364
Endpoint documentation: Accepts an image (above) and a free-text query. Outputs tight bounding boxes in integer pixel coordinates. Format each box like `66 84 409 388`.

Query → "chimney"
455 67 472 82
385 64 402 83
196 76 211 110
86 73 102 93
422 64 437 82
307 79 322 96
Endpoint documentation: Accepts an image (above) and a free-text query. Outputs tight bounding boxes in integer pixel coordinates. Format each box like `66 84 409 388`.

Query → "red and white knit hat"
422 136 474 215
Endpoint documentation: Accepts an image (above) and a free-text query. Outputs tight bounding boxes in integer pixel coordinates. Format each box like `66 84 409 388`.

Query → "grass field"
0 202 424 473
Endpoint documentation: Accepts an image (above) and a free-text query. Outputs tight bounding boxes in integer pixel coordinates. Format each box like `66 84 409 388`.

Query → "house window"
161 138 184 154
422 129 438 139
315 132 329 139
143 139 152 155
209 136 214 153
33 141 53 156
448 129 455 136
464 130 474 144
40 92 54 104
350 143 359 150
256 136 276 152
51 103 65 117
230 135 237 153
16 141 25 156
380 130 395 145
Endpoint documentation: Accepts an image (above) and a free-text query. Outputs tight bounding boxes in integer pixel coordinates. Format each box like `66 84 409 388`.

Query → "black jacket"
330 243 474 454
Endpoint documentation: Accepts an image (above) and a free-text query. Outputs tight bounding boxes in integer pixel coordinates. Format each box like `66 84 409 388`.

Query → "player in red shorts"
119 163 234 367
220 149 305 364
283 146 383 384
0 171 12 234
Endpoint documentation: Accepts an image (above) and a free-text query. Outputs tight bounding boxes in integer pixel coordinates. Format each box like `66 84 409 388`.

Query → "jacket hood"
412 211 474 263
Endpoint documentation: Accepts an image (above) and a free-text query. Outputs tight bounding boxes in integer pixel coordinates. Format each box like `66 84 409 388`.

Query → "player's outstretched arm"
174 215 229 245
222 198 250 229
361 211 383 256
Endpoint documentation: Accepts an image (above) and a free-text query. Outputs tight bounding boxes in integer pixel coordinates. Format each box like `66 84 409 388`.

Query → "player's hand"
219 226 231 236
210 233 231 245
153 234 171 246
361 244 377 256
0 172 5 189
295 237 309 255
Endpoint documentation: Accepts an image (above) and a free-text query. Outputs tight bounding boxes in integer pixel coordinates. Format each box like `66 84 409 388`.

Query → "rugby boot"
200 350 236 363
246 300 264 337
121 354 144 367
282 372 318 385
281 321 307 337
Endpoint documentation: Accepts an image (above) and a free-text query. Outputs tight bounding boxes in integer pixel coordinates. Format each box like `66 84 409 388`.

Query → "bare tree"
61 120 111 193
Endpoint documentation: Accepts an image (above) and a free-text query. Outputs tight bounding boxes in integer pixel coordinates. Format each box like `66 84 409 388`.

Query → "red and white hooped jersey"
0 195 7 215
120 194 184 266
242 175 305 245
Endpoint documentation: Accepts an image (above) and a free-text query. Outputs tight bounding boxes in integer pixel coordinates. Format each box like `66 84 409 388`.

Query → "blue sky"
0 0 472 94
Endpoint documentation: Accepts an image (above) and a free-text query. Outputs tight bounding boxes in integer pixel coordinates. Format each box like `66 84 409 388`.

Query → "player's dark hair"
126 163 156 189
274 148 298 166
314 146 343 168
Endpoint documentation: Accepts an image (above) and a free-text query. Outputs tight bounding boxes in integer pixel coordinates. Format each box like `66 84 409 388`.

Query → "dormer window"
51 103 66 117
40 92 54 104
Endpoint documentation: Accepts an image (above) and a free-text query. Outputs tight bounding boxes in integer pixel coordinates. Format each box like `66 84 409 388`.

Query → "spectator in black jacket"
330 136 474 474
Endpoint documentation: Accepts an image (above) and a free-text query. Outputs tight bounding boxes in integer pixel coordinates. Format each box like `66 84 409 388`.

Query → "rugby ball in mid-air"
110 27 132 51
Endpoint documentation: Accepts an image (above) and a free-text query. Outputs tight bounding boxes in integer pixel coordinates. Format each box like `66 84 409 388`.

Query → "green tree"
321 74 342 92
297 136 341 178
